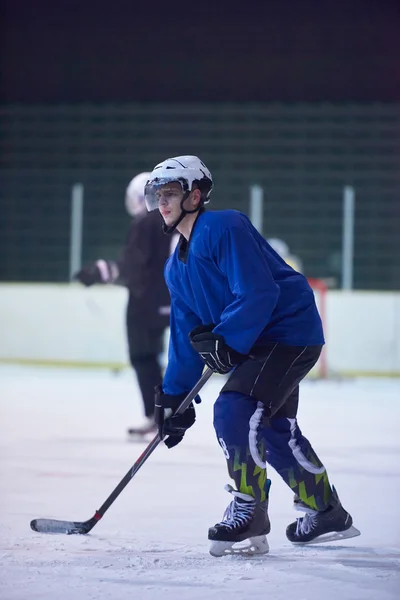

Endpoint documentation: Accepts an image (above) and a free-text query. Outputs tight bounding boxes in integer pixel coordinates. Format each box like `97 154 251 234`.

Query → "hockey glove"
154 386 201 449
74 260 119 287
189 324 247 374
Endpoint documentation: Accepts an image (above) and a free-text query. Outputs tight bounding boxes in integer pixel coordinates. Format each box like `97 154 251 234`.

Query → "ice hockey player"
144 155 360 556
75 172 172 439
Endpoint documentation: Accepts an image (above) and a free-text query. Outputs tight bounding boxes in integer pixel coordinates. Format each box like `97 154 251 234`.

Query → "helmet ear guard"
193 177 212 204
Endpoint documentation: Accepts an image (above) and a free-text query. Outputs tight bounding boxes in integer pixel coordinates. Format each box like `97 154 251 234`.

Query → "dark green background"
1 103 399 289
1 2 399 289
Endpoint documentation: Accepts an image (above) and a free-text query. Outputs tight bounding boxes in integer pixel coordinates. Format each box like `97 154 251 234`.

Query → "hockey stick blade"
30 367 213 535
30 515 98 535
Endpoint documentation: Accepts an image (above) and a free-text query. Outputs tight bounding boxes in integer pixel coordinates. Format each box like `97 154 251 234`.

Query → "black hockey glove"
74 260 119 287
189 324 247 375
154 385 201 449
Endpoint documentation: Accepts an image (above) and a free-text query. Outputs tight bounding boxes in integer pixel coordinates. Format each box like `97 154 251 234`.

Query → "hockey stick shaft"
31 367 213 534
95 366 213 518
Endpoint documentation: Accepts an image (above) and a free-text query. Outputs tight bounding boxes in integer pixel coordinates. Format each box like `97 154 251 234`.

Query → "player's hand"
154 386 200 449
189 324 247 374
74 260 118 286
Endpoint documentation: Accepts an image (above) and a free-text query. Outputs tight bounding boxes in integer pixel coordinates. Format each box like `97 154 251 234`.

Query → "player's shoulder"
201 209 250 233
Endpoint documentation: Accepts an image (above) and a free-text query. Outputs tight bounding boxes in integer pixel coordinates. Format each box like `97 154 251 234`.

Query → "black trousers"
222 343 323 418
126 299 167 419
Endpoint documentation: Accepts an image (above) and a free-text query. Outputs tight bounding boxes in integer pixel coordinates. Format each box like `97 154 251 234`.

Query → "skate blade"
209 535 269 557
127 434 151 443
290 525 361 545
127 430 156 443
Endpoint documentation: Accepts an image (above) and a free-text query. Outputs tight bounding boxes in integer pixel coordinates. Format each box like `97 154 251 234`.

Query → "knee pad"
214 392 265 462
214 391 259 443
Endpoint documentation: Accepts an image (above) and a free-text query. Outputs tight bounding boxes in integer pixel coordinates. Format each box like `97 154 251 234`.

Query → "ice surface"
1 366 399 600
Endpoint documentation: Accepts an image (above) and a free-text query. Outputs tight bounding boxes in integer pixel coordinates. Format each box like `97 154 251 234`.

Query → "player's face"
156 182 185 226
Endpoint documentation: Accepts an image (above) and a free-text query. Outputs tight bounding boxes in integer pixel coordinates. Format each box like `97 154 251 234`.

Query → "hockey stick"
30 367 213 535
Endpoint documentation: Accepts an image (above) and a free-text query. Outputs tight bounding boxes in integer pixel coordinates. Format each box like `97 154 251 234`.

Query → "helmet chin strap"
162 191 203 235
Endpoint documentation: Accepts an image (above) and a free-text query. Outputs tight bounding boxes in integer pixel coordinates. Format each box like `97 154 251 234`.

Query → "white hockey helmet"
125 172 151 216
144 155 213 212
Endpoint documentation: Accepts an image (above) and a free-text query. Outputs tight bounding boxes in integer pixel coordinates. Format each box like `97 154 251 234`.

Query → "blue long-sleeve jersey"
163 210 324 395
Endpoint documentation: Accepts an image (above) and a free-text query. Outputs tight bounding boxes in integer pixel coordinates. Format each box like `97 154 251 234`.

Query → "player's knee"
264 417 304 466
269 416 305 441
213 391 258 444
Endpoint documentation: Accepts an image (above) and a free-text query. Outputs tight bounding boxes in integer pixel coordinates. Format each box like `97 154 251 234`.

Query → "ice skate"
127 416 157 441
286 486 360 544
208 484 271 557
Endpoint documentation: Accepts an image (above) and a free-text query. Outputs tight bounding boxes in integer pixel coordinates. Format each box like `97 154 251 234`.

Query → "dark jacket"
118 210 171 326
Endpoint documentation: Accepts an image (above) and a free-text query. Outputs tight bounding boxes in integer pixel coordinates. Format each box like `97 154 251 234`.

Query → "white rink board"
0 366 399 600
0 284 400 375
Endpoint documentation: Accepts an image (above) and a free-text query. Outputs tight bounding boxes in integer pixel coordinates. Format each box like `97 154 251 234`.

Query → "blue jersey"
163 210 324 395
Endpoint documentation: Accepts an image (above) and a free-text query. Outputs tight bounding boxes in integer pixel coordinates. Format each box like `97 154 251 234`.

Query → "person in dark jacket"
75 172 173 437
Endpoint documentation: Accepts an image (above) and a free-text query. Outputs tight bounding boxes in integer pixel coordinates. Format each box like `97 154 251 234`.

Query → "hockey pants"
214 344 332 511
